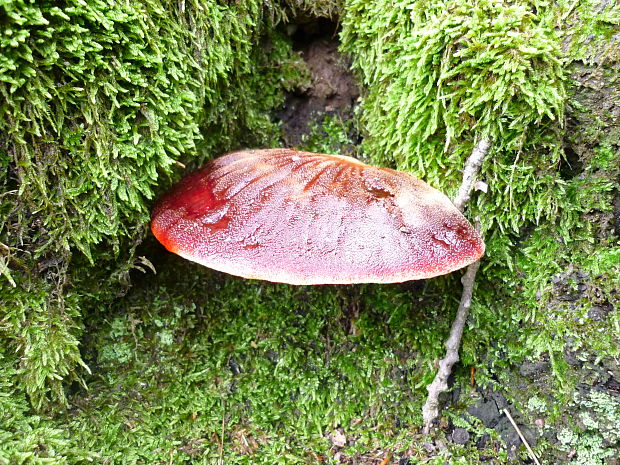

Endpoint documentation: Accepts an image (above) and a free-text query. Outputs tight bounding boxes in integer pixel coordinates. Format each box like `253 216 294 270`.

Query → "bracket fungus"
151 149 484 285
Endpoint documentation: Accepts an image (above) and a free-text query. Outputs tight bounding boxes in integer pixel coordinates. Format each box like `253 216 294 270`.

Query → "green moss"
0 349 95 464
341 0 565 208
341 0 619 394
300 114 358 156
562 0 620 64
0 261 509 464
284 0 343 19
0 0 307 408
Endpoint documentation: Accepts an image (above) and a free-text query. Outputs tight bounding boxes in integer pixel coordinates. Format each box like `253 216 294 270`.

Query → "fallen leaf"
329 429 347 448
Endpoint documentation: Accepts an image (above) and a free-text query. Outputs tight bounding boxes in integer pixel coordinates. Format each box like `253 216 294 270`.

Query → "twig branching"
422 137 491 434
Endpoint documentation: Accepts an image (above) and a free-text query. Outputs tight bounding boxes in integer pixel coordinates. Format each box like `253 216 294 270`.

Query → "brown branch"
422 137 491 434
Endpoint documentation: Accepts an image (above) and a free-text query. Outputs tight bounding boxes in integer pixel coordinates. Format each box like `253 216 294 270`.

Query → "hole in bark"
277 17 359 147
559 145 583 179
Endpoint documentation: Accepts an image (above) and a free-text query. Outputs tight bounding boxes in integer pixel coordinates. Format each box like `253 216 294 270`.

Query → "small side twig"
422 137 491 434
503 408 541 465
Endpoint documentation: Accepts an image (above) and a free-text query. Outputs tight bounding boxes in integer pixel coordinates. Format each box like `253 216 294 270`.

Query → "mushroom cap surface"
151 149 484 285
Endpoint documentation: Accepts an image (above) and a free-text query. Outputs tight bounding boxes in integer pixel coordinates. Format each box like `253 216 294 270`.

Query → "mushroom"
151 149 484 285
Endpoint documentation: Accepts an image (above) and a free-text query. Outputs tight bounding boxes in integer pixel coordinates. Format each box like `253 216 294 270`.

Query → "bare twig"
422 260 480 433
218 399 226 465
454 138 491 213
503 408 541 465
422 137 491 434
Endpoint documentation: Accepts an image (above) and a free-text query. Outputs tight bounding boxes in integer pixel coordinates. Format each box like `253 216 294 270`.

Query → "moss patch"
0 0 307 408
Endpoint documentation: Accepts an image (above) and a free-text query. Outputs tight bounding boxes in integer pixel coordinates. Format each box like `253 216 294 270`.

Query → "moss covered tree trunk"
1 0 619 464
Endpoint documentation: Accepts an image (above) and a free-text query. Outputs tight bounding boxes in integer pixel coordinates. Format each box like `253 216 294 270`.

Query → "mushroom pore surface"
151 149 485 284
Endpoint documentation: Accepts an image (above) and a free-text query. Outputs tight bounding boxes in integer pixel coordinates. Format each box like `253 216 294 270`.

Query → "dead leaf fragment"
329 429 347 448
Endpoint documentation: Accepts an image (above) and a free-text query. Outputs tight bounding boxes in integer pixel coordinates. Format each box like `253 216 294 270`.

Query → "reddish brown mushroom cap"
151 149 484 285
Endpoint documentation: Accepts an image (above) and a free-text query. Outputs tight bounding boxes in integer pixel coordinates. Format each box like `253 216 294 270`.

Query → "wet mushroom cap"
151 149 485 285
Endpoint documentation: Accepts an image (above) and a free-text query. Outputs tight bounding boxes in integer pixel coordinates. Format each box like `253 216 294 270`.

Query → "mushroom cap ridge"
151 149 485 285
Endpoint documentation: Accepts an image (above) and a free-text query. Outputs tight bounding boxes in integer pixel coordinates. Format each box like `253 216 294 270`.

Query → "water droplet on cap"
201 205 229 225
